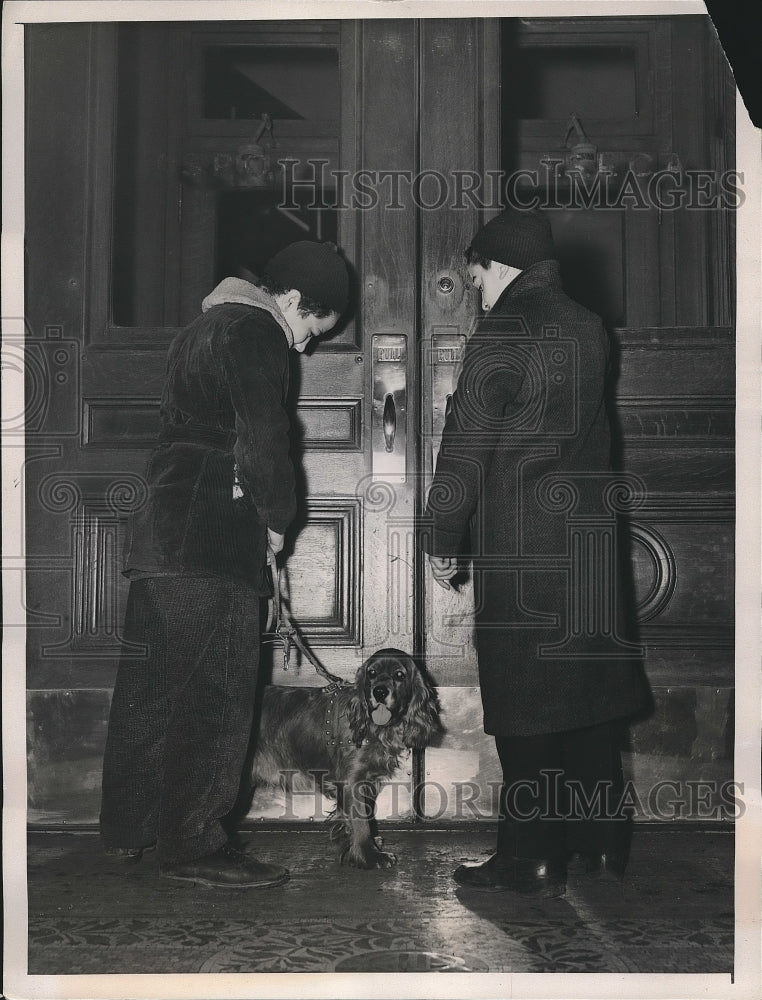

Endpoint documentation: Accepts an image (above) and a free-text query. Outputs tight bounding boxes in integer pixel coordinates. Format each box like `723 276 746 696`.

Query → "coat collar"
490 259 562 313
201 278 294 347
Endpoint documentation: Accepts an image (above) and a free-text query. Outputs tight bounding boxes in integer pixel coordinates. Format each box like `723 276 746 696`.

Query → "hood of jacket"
201 277 294 347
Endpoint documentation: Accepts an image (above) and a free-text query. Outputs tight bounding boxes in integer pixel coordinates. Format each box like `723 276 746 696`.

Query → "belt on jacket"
159 423 236 450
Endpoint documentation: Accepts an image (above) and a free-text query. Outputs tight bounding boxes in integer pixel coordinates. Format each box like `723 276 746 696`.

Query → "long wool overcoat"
123 283 296 593
423 260 650 737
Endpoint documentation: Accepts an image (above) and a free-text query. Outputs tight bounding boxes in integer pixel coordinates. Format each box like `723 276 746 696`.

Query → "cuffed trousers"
494 721 631 861
100 576 260 866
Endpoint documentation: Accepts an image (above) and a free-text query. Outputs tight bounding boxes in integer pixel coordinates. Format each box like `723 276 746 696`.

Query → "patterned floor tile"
26 828 734 975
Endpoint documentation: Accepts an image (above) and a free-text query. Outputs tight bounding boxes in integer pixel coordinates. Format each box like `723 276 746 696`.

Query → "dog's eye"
394 670 406 681
367 668 376 678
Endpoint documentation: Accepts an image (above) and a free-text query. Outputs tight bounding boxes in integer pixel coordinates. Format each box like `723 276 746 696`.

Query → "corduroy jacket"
124 283 296 592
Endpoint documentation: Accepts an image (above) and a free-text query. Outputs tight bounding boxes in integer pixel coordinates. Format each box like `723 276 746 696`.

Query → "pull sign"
437 345 462 363
377 345 403 363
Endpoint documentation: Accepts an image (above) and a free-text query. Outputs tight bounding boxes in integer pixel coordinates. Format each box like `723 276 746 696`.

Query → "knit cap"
264 241 350 314
470 207 557 269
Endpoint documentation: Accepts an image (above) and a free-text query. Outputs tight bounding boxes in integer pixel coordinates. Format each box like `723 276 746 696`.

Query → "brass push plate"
430 332 465 471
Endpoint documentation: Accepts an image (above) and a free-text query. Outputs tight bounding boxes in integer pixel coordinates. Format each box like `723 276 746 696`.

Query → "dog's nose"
372 684 390 703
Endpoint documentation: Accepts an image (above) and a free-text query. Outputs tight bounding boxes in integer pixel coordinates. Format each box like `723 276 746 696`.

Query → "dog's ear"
346 663 370 746
401 663 441 749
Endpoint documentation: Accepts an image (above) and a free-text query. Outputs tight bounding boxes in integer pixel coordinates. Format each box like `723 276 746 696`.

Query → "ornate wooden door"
24 15 734 826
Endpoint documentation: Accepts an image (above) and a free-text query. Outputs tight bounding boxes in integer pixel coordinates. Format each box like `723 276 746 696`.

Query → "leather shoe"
160 842 289 888
570 850 627 881
453 853 566 897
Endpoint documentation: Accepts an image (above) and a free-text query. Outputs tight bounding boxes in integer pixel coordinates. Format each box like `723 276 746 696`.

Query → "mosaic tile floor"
27 826 733 975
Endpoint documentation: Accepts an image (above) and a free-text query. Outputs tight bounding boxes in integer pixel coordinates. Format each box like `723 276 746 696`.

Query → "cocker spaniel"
245 648 440 869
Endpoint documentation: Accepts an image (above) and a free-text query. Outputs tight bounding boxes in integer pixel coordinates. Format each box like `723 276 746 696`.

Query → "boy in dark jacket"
100 241 349 888
424 209 650 897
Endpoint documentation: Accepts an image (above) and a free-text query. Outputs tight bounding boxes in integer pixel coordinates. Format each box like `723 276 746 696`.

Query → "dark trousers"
494 722 630 861
100 576 260 866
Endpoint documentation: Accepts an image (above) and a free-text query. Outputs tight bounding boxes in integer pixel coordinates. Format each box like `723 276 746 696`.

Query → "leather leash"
265 546 348 687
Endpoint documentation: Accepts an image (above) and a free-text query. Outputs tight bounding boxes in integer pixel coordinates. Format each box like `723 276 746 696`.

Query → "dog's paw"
370 849 397 869
343 846 398 869
329 820 349 843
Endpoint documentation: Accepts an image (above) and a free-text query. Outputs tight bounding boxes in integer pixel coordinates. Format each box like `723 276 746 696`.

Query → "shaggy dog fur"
243 648 440 869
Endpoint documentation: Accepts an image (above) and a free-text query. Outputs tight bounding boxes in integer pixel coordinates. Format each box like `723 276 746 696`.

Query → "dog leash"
265 546 348 687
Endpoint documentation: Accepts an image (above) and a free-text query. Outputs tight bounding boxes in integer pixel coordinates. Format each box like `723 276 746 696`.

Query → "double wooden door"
25 16 734 824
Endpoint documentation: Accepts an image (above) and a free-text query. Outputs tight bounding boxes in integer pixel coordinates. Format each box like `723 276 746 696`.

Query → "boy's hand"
267 528 285 556
428 555 457 590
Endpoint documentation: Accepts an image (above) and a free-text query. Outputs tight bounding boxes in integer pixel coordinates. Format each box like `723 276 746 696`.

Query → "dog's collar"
325 685 368 752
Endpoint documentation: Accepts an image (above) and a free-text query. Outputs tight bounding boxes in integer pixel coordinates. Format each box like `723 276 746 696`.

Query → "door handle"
383 393 397 452
372 334 407 481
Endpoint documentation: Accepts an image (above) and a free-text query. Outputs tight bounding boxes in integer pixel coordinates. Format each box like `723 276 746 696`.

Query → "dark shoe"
453 853 566 898
160 842 289 888
570 850 627 881
103 842 157 864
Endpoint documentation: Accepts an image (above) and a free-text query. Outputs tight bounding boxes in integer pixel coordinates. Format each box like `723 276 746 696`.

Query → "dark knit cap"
265 240 349 314
470 207 557 269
